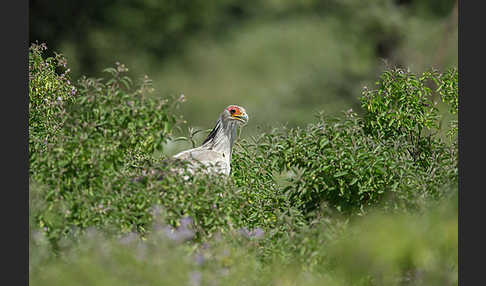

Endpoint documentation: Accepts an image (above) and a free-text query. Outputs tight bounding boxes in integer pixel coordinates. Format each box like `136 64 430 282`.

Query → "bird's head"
222 105 249 126
201 104 249 147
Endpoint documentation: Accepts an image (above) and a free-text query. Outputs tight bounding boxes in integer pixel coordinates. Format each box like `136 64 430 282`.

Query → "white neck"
201 118 237 163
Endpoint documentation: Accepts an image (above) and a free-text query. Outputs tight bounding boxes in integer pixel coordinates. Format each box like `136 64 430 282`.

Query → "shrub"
29 44 457 259
125 151 304 242
29 43 178 244
360 67 458 166
29 44 300 247
231 68 458 216
29 42 76 158
233 115 457 216
30 191 457 286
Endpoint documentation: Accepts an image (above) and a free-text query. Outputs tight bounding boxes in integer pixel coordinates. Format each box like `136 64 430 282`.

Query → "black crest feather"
201 119 221 146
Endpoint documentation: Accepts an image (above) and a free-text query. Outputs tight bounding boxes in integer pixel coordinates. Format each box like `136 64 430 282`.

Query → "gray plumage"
173 105 248 176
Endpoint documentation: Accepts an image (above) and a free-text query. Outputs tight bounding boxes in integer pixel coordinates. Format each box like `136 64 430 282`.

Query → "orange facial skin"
227 105 243 116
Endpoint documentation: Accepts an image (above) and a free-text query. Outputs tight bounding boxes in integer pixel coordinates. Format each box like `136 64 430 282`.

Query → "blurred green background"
30 0 457 137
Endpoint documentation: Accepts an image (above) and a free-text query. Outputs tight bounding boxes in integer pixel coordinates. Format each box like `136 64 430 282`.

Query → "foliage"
360 67 458 145
231 67 458 216
29 43 178 244
30 192 457 286
29 42 76 156
124 159 299 241
234 115 456 217
30 44 301 247
29 44 457 285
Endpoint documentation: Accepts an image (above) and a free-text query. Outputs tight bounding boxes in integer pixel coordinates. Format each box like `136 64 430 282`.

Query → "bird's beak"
232 112 248 125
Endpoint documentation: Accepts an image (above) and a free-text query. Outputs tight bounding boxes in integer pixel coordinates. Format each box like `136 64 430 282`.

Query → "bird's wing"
173 147 220 161
173 147 230 175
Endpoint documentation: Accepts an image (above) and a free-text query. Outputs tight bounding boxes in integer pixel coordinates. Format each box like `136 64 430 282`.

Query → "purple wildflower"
163 225 194 242
239 227 265 239
193 253 205 265
250 228 265 239
239 227 251 238
180 216 193 228
189 271 202 286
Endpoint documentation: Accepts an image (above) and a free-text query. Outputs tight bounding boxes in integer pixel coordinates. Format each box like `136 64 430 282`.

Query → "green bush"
29 44 302 247
30 192 457 286
127 162 297 240
360 68 457 165
29 42 76 158
29 45 457 269
29 44 457 285
231 68 458 216
29 43 178 244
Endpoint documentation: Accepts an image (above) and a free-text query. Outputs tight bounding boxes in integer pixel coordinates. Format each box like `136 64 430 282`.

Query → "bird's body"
173 105 248 176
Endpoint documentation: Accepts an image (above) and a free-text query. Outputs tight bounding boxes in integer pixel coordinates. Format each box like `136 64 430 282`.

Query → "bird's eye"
230 109 236 114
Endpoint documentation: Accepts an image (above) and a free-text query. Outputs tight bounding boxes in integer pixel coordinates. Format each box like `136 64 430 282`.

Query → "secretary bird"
172 104 248 176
